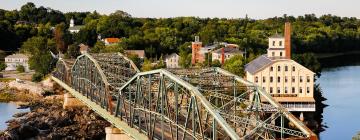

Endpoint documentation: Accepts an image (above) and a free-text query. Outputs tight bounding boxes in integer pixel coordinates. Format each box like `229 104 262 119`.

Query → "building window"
279 41 282 46
299 87 303 93
277 66 281 71
292 66 296 71
292 76 295 83
292 87 295 93
270 76 273 83
285 87 288 93
285 76 288 83
263 76 266 83
255 76 258 83
277 76 281 83
307 76 310 83
277 87 280 93
270 87 273 93
280 52 283 56
272 52 275 57
272 41 275 46
300 76 303 83
285 66 288 71
270 66 274 71
307 87 310 93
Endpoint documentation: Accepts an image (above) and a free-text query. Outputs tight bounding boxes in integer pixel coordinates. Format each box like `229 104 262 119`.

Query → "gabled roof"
244 55 273 75
213 47 244 54
269 33 284 38
165 53 179 59
245 55 315 75
5 53 29 59
68 25 84 31
105 38 121 44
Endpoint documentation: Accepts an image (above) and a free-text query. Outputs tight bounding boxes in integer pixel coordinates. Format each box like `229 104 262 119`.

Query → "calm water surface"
0 102 29 131
318 65 360 140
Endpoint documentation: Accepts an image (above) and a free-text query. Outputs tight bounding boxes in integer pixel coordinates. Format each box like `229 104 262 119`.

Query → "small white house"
165 53 180 68
5 53 30 72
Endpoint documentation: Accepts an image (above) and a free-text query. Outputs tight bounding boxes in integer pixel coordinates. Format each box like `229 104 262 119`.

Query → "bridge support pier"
105 127 132 140
63 93 85 109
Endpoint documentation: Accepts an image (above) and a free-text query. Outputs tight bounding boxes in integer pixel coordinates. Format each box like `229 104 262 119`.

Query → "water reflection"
0 102 30 131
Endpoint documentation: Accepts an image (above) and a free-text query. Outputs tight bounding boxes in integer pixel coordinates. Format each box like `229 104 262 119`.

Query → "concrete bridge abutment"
63 93 85 109
105 127 132 140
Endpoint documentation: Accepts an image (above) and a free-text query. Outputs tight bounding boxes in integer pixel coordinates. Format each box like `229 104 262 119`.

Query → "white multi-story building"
165 53 180 68
245 23 315 113
5 53 30 72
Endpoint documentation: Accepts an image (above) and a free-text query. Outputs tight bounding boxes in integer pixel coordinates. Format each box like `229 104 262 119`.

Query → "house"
79 44 89 54
104 38 121 46
4 53 30 72
191 36 241 65
165 53 180 68
245 23 315 113
124 50 145 59
212 47 244 64
68 18 84 33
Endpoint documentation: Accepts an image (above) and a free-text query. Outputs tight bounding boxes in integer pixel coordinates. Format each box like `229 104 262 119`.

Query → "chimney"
221 47 225 64
284 22 291 59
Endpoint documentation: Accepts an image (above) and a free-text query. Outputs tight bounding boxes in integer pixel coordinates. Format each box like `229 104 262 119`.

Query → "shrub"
32 73 43 82
16 65 25 73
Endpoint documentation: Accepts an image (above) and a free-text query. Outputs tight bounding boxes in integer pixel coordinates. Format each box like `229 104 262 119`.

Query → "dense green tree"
20 36 55 77
156 55 166 69
293 53 322 77
141 58 154 71
223 55 245 76
16 65 25 73
0 62 6 71
65 44 81 59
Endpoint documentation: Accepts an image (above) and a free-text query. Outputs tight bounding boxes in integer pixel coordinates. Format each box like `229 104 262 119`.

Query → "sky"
0 0 359 19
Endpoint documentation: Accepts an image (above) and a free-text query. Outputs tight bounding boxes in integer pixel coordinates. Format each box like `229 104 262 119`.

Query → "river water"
318 54 360 139
0 102 29 131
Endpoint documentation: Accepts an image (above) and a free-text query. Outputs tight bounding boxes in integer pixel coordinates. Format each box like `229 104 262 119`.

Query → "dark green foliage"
20 37 56 77
16 65 25 73
211 60 222 67
0 62 6 71
65 44 81 59
32 72 43 82
293 53 322 77
223 55 245 76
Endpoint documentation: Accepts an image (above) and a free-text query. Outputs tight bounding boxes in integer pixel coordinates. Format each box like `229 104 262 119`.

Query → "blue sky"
0 0 358 19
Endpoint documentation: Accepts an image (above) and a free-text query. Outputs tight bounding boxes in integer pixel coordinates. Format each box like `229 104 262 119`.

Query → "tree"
141 58 154 71
16 65 25 73
223 55 245 76
0 62 6 71
20 36 55 77
292 53 321 77
156 55 166 69
54 23 72 53
65 44 80 59
211 60 221 67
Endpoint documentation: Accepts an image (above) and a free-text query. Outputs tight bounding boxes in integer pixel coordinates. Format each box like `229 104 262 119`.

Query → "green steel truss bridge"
51 53 317 140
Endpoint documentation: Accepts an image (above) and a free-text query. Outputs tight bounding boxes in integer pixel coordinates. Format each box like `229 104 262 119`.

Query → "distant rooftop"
5 53 29 59
269 33 284 38
69 25 84 31
244 55 273 75
213 47 243 54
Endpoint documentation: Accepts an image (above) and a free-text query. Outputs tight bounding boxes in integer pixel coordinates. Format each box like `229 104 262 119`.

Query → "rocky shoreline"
0 80 111 140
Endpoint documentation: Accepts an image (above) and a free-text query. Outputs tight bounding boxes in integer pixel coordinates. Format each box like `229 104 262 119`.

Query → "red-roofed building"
104 38 121 46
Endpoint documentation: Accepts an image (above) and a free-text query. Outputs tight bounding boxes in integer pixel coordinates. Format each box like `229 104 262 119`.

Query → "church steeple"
70 18 74 27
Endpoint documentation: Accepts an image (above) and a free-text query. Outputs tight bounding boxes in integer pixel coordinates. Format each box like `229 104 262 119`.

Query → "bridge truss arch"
116 68 317 140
